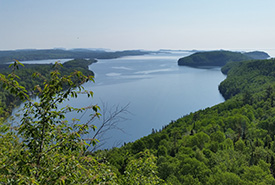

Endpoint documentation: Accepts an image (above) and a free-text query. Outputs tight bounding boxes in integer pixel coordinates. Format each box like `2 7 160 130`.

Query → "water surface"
69 52 226 149
11 52 226 149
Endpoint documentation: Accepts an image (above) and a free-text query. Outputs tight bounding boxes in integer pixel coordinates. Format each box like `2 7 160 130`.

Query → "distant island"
0 48 151 65
244 51 270 60
178 50 270 67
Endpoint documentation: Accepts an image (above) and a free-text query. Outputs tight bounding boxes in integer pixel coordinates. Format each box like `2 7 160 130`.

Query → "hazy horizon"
1 0 274 53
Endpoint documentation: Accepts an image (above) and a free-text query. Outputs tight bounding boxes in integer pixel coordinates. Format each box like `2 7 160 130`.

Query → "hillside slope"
101 58 275 184
0 59 95 119
0 49 150 64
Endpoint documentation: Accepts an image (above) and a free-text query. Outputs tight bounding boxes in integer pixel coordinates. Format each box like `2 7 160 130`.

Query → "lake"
65 51 226 149
11 51 226 150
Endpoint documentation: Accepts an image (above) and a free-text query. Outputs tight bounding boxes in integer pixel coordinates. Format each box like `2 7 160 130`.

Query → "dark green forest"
0 59 95 119
0 49 150 64
178 50 269 67
2 55 275 184
244 51 270 60
101 58 275 184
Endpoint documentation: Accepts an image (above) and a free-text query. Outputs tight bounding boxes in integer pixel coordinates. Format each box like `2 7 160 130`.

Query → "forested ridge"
0 58 95 119
100 58 275 184
0 58 165 184
178 50 270 67
2 57 275 184
0 49 150 64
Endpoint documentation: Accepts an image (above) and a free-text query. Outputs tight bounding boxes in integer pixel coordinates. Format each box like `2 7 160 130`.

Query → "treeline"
178 50 269 67
0 59 165 184
97 58 275 184
3 55 275 184
0 59 94 119
0 49 150 64
219 58 275 100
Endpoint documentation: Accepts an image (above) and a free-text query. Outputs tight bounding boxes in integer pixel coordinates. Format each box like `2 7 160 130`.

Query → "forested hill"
219 59 275 100
244 51 270 60
0 58 94 119
177 50 270 67
0 49 150 64
3 54 275 183
99 58 275 184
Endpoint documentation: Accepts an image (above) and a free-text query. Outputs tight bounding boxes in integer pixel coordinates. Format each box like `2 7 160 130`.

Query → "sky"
0 0 275 54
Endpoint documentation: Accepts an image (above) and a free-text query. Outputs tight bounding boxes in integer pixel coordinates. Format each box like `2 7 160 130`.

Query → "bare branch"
86 102 131 152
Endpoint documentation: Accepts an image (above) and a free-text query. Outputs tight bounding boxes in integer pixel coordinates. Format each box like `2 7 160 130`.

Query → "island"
178 50 270 67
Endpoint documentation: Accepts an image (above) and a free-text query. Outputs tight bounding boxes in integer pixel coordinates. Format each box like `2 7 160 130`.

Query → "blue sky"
0 0 274 52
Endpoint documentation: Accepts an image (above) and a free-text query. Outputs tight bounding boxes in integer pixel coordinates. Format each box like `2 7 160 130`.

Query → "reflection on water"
82 52 226 149
11 52 227 150
8 58 73 64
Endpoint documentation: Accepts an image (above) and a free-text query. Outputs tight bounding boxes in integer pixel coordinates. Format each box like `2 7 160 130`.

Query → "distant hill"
243 51 270 60
0 49 150 64
178 50 270 67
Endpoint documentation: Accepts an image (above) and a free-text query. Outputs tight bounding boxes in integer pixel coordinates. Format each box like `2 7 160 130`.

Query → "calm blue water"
11 52 226 149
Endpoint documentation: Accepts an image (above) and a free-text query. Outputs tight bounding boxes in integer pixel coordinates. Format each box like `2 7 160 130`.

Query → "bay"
63 52 226 149
11 52 226 150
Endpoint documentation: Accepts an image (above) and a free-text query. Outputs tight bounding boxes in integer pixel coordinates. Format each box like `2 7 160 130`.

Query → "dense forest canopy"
178 50 270 67
2 53 275 184
0 59 164 184
219 59 275 99
101 58 275 184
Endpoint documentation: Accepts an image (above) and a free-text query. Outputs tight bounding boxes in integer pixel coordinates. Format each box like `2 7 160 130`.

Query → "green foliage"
0 59 94 119
103 58 275 184
241 160 275 185
0 60 166 184
178 50 254 67
208 171 243 185
122 150 164 185
219 58 275 99
3 55 275 184
0 61 121 184
235 139 245 152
